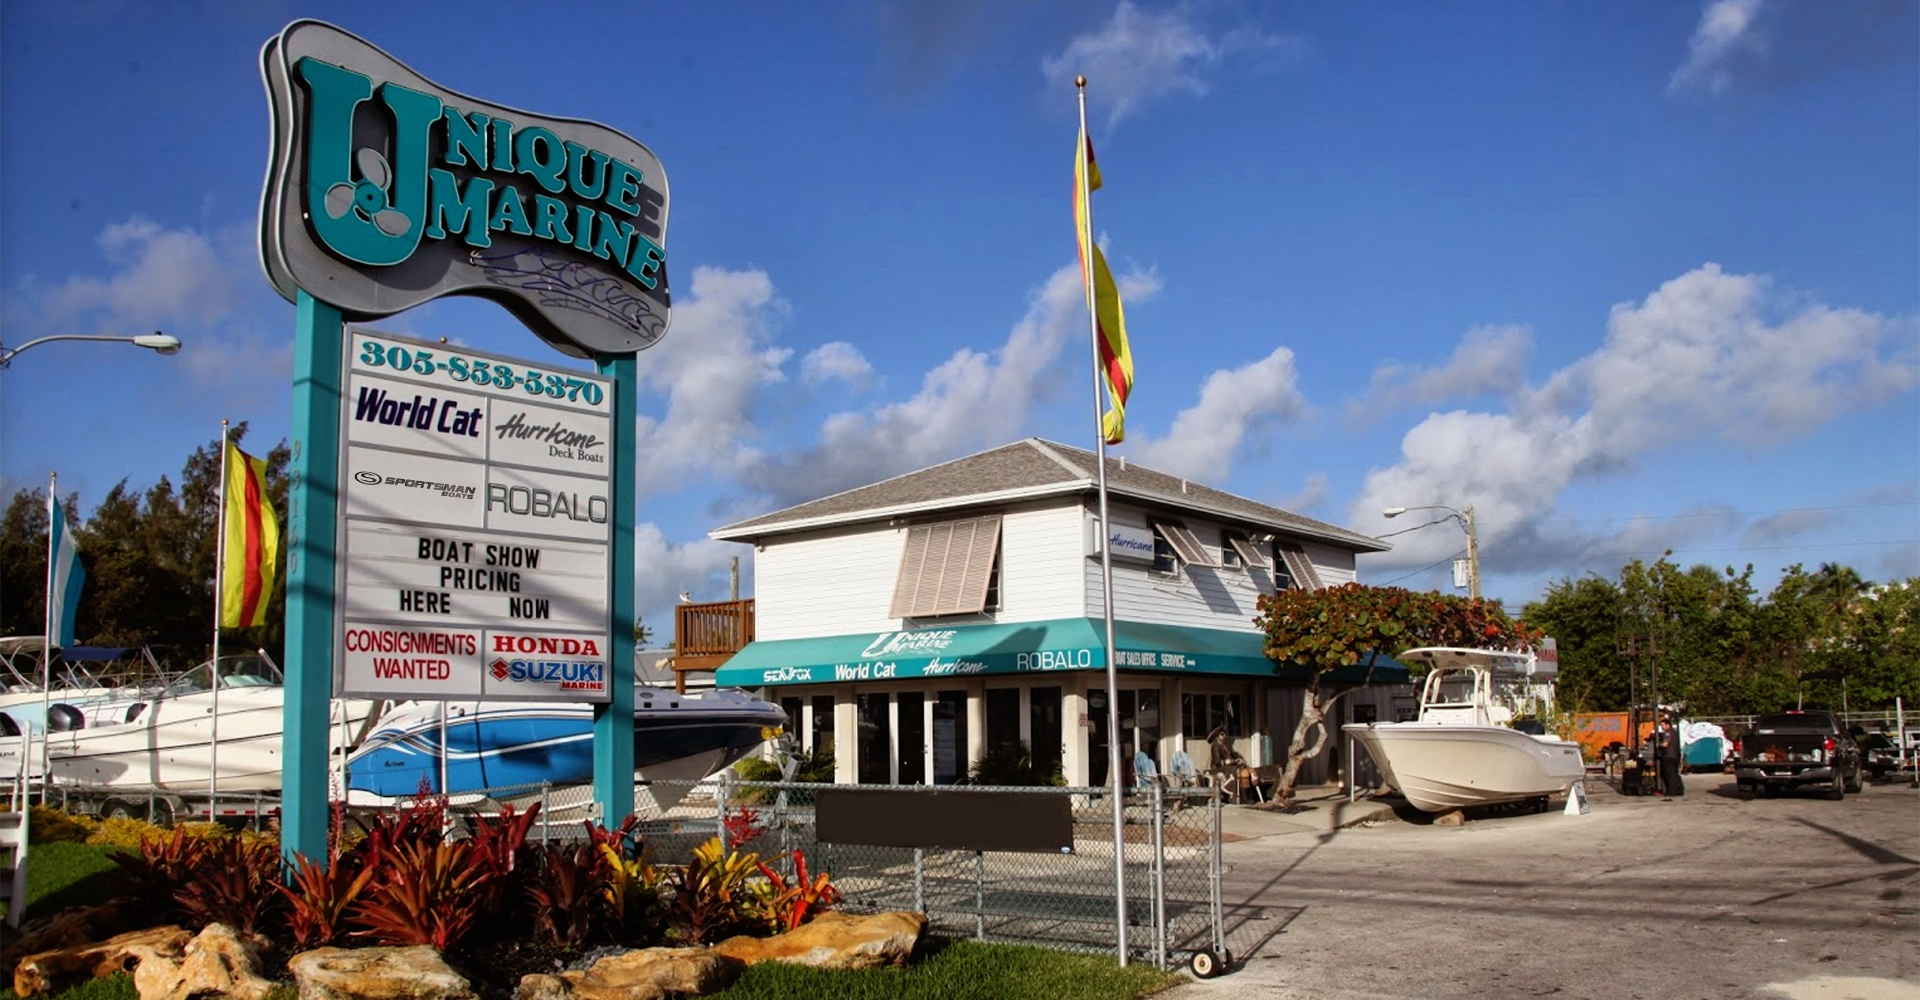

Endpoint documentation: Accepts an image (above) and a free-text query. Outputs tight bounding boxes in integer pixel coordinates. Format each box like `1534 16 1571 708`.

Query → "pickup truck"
1733 710 1863 799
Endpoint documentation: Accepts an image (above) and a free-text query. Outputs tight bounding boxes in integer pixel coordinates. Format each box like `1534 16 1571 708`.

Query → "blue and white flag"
48 496 84 647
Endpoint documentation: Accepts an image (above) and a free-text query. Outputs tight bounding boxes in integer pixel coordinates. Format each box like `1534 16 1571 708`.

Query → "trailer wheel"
1189 949 1220 979
100 799 144 822
147 798 176 829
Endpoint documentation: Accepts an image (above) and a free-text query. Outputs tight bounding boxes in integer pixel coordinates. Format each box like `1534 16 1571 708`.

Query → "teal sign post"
260 20 668 862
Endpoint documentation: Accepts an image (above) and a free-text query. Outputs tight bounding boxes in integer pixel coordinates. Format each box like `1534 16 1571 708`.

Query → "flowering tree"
1254 583 1539 808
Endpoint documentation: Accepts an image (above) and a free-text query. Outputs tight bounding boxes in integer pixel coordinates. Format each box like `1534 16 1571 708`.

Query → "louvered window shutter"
890 515 1003 618
1276 541 1325 591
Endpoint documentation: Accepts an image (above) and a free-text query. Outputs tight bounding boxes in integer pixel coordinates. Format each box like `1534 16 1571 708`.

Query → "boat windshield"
166 653 285 694
1424 669 1479 706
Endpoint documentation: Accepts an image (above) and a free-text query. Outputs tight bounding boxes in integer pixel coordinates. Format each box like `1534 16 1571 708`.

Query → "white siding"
997 503 1090 620
753 525 907 639
753 501 1093 641
1083 505 1347 633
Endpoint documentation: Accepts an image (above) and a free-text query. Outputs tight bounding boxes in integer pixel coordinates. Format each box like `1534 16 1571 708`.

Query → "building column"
1063 677 1089 787
835 693 858 784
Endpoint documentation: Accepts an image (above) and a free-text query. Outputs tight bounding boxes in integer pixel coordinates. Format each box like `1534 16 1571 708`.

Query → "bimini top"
1396 647 1553 677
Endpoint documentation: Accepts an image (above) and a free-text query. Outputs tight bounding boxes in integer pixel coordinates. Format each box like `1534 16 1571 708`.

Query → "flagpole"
41 474 56 805
211 421 229 816
1077 75 1130 966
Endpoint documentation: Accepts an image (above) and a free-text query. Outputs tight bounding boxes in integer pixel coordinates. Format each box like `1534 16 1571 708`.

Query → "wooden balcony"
673 598 755 692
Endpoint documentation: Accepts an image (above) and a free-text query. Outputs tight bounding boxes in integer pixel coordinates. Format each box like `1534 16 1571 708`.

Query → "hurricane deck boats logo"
261 20 673 356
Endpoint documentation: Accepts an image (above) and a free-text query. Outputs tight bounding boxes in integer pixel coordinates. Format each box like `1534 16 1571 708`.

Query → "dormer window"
890 514 1003 618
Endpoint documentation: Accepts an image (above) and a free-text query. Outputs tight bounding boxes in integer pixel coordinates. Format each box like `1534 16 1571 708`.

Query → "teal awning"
711 618 1408 687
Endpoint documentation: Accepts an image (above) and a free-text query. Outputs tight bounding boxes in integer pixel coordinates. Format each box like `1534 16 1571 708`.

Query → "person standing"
1656 721 1686 798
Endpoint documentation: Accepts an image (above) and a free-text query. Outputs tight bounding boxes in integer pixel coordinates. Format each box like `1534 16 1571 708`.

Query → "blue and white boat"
343 686 785 803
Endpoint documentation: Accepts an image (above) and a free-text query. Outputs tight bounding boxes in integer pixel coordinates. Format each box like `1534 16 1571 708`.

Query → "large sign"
335 331 612 701
260 20 670 358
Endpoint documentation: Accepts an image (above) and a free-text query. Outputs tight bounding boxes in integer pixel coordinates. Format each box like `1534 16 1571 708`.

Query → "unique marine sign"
259 19 671 358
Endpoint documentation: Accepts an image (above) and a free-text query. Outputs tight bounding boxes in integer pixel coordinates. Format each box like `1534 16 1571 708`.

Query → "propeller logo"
325 148 411 237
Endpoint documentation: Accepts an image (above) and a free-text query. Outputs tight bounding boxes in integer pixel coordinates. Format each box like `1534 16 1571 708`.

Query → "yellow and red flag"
1074 126 1134 445
220 440 280 628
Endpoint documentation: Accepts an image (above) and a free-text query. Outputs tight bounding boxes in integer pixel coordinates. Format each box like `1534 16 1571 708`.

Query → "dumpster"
1684 736 1727 773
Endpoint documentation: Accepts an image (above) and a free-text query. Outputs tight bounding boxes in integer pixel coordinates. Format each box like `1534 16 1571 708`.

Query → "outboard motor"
46 703 86 733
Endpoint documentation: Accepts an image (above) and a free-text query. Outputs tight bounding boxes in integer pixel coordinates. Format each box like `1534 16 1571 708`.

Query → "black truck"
1733 710 1863 799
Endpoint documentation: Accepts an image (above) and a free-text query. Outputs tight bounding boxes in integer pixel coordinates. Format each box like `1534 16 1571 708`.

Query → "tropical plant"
962 742 1064 786
109 826 211 912
352 838 489 949
526 840 610 947
278 850 376 950
664 836 760 944
750 850 842 933
171 835 285 934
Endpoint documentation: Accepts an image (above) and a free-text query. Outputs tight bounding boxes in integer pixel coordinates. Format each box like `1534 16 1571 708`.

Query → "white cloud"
11 217 242 336
628 266 794 496
1129 346 1309 480
1040 2 1303 127
1670 0 1770 94
632 521 743 623
1351 324 1532 422
801 342 875 387
1352 264 1918 572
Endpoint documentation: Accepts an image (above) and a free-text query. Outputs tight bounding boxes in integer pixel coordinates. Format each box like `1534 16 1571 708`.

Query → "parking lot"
1163 771 1920 1000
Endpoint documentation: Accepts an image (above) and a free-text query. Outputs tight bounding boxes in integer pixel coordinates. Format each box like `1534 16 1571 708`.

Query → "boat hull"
44 690 378 794
1345 722 1585 812
344 688 785 802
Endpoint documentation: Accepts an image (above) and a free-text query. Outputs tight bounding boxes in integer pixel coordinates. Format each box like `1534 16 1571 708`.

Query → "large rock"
712 911 925 970
288 945 476 1000
13 925 192 998
133 923 276 1000
518 948 740 1000
1 898 140 978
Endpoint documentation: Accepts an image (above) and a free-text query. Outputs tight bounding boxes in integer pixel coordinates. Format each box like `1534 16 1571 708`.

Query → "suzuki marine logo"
491 657 605 691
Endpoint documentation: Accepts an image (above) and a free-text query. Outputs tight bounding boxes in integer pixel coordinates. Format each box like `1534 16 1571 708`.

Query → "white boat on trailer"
1344 646 1584 813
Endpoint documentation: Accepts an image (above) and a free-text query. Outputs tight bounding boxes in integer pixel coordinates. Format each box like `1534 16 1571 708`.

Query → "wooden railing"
673 598 754 692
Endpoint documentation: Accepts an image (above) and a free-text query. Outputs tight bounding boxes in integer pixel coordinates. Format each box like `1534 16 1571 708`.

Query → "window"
890 514 1003 618
1181 692 1243 739
1151 527 1177 574
1222 530 1269 570
1151 520 1214 568
1274 540 1325 591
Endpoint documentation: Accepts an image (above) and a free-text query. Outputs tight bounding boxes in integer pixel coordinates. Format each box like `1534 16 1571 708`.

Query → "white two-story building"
706 438 1407 788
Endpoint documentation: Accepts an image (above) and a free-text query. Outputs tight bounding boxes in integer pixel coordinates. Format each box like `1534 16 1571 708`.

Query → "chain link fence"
379 776 1227 970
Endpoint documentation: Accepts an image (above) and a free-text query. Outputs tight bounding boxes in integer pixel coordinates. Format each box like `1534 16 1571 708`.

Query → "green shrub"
29 805 98 844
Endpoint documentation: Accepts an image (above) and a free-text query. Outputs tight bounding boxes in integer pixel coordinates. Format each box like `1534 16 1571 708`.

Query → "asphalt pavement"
1156 771 1920 1000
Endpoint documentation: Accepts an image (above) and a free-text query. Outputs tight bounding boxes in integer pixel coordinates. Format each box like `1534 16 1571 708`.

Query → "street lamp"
0 331 182 368
1383 503 1481 600
0 331 181 631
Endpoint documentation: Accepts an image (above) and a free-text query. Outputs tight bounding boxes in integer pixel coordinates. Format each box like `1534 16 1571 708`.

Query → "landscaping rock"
1433 810 1467 827
712 911 925 970
518 947 740 1000
133 923 276 1000
289 945 477 1000
0 897 139 977
13 925 191 998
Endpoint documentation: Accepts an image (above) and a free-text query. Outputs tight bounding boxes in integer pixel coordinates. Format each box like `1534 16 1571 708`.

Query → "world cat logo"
260 19 674 356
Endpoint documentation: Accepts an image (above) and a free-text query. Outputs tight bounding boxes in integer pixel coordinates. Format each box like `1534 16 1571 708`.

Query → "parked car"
1732 710 1863 800
1858 733 1905 780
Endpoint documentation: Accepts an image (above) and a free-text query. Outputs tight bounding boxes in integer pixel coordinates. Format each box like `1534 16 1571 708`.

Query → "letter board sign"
335 329 612 701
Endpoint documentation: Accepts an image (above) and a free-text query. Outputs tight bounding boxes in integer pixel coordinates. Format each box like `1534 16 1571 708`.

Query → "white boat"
1343 646 1584 813
43 652 378 794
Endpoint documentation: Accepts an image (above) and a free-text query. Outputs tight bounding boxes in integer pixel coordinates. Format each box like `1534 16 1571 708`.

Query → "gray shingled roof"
711 438 1388 552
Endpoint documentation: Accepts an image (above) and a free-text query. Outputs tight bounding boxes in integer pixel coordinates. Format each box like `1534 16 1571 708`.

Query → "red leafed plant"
109 826 212 912
525 840 608 947
720 806 765 850
278 850 377 949
352 838 490 950
171 835 287 935
751 850 842 932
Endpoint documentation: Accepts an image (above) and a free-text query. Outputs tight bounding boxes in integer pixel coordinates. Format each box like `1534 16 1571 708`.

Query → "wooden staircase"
0 808 26 928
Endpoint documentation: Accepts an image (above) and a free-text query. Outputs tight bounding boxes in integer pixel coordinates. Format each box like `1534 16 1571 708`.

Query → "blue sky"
3 0 1916 637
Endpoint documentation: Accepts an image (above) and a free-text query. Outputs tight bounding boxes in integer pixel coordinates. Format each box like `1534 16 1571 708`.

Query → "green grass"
16 842 127 924
707 939 1183 1000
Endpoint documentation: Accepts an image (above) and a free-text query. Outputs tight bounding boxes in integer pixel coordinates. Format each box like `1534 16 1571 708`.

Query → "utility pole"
1463 504 1481 601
